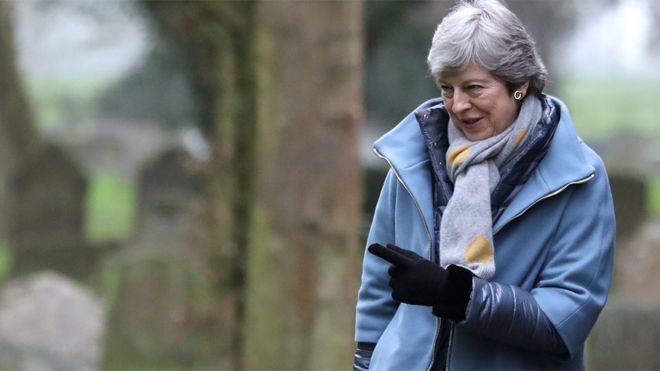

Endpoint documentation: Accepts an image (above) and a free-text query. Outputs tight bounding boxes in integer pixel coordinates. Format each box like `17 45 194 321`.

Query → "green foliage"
26 77 110 131
560 78 660 140
648 175 660 216
86 173 136 243
0 240 11 285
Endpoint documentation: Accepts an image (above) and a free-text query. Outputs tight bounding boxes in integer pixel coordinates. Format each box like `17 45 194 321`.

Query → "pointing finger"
368 243 413 267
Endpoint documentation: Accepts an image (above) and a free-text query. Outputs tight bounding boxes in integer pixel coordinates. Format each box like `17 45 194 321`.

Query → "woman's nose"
452 90 472 112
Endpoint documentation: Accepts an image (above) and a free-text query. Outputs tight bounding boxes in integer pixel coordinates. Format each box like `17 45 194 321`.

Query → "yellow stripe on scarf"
464 234 493 264
514 129 527 147
448 144 471 165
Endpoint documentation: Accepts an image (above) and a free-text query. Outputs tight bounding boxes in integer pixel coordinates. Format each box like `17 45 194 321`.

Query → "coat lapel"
373 99 440 245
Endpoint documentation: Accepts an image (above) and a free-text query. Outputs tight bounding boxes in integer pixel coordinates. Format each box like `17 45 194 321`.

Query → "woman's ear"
520 80 530 95
520 80 529 95
513 80 531 101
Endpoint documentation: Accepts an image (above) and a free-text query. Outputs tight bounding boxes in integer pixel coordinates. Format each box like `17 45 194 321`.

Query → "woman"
354 0 615 370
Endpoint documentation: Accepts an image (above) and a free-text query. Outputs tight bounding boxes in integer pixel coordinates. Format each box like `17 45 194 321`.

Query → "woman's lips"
461 117 483 127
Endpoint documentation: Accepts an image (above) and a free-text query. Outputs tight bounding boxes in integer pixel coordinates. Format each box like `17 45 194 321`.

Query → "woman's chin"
457 119 490 141
462 126 493 141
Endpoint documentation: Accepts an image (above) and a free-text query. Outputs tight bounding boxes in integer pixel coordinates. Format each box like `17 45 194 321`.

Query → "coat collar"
373 98 442 172
492 97 595 232
372 98 441 244
373 96 595 235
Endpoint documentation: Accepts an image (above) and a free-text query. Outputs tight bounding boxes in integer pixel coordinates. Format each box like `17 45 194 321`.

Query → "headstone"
593 132 651 177
588 300 660 370
613 217 660 300
590 217 660 369
103 147 218 368
134 148 203 248
608 174 647 242
7 143 86 250
0 271 105 371
5 143 93 280
102 249 219 369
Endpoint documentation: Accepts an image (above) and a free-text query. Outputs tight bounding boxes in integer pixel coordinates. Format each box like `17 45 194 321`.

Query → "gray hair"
427 0 547 95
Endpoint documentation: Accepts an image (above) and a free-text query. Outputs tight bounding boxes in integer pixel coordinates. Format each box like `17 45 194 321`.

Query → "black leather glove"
368 243 474 321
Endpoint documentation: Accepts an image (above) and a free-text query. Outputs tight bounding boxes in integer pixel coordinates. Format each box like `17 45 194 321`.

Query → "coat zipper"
427 318 442 371
445 323 454 371
372 148 433 256
493 173 595 234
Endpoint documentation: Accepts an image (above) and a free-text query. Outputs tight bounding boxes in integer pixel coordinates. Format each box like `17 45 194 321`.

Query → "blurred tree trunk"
142 1 362 369
0 1 39 239
0 1 38 177
141 2 257 367
242 1 362 369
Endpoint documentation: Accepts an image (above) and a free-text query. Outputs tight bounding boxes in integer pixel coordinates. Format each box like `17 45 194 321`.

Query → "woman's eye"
441 86 454 97
467 84 483 91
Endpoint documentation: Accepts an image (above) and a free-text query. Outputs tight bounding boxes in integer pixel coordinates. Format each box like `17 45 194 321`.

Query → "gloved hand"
368 243 447 305
368 243 474 321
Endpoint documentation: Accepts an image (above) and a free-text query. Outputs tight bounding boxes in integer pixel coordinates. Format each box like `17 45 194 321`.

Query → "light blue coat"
355 96 615 370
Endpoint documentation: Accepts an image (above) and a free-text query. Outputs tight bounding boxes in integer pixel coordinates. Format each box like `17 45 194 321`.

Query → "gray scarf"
440 95 543 279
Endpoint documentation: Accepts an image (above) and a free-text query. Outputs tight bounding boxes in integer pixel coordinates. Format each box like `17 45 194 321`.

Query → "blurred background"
0 0 658 369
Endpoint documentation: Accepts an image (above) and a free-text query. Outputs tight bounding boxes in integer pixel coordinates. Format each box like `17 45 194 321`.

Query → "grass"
560 78 660 140
0 240 11 286
86 173 136 243
648 175 660 216
27 75 113 131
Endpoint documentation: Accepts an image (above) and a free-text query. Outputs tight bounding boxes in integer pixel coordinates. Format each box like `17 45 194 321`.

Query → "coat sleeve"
531 159 615 357
355 170 400 344
460 158 615 358
462 277 568 355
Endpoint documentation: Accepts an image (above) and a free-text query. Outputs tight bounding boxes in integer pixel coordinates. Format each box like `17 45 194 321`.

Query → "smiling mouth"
461 118 482 126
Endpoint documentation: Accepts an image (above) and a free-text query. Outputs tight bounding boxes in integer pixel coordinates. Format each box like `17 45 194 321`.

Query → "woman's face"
439 62 526 141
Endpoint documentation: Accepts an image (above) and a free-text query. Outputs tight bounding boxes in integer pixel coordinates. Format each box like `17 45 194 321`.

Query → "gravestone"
613 217 660 300
103 147 218 368
0 271 104 371
587 217 660 369
102 249 219 369
588 300 660 370
5 143 93 280
592 132 651 177
134 148 203 247
608 174 647 242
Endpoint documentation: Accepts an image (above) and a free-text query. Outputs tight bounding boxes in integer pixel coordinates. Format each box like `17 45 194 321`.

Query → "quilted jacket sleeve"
462 278 568 355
